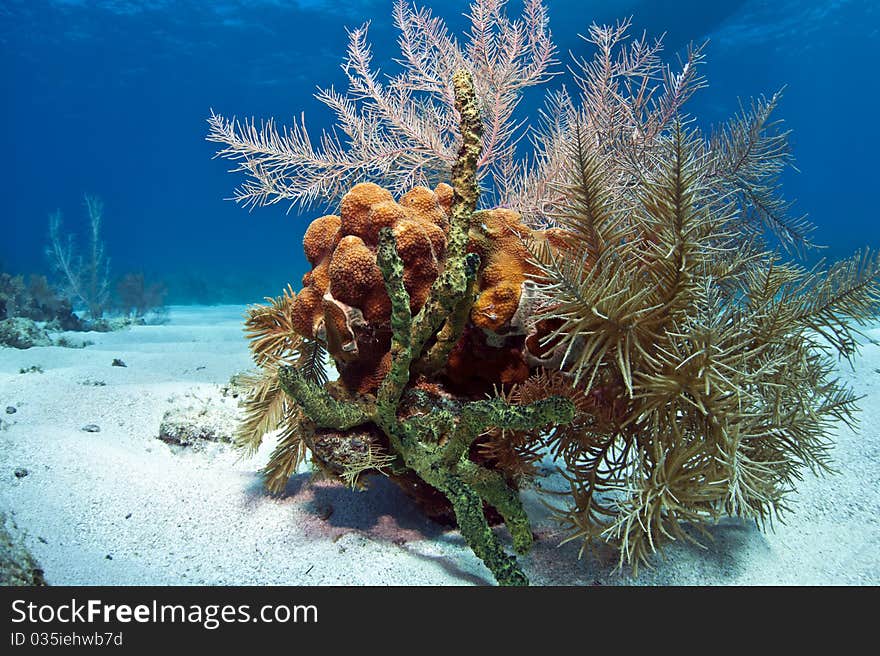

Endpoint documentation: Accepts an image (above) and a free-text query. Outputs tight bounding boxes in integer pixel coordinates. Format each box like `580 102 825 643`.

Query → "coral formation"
0 273 82 331
214 1 880 584
0 318 51 349
235 70 576 585
116 273 167 319
293 181 453 393
46 194 110 321
292 182 568 398
0 266 162 338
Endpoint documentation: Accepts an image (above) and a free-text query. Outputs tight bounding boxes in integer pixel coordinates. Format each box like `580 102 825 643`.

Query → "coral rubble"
158 389 242 450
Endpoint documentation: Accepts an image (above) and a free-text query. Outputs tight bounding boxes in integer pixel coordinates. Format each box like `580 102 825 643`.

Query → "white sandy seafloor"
0 304 877 586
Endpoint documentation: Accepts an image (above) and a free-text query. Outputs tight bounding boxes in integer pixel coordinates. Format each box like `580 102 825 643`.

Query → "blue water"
2 0 877 304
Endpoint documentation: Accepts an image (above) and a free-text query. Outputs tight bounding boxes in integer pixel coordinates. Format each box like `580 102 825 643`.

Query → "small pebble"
316 504 334 521
82 424 101 433
112 358 127 367
14 468 28 479
5 406 16 414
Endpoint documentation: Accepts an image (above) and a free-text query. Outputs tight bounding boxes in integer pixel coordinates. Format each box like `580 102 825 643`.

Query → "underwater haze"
3 0 880 590
2 0 878 303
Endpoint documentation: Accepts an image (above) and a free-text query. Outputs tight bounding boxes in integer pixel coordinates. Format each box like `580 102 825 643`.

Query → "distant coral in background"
46 194 111 321
0 317 51 349
211 1 880 584
0 272 82 330
38 195 169 330
115 272 167 319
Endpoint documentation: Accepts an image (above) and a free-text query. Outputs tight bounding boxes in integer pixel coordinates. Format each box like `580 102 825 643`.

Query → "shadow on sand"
526 516 768 585
242 470 769 585
244 470 446 541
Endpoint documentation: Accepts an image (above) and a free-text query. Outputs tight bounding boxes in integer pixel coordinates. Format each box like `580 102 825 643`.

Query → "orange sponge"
293 183 451 393
292 181 570 395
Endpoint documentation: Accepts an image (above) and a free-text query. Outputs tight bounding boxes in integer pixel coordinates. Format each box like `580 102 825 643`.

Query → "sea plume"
207 0 556 209
45 194 111 320
527 114 879 570
236 286 328 490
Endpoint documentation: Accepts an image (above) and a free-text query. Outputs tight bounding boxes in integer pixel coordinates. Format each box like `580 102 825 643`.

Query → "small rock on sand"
157 388 241 448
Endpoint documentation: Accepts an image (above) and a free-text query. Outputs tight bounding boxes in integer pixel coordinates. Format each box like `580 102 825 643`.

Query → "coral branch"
458 460 533 554
449 68 483 254
432 470 529 586
376 227 414 413
208 1 556 208
442 395 575 467
414 251 480 375
277 366 369 430
411 69 483 353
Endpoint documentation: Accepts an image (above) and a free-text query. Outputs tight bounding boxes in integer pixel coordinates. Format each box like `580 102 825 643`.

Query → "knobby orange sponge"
467 208 537 333
292 181 570 395
293 182 450 392
467 210 572 334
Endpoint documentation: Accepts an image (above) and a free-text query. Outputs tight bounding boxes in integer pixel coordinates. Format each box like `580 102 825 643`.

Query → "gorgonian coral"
211 1 880 583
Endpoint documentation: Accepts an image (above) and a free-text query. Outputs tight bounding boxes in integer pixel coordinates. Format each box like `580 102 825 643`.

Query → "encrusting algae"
210 1 880 585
